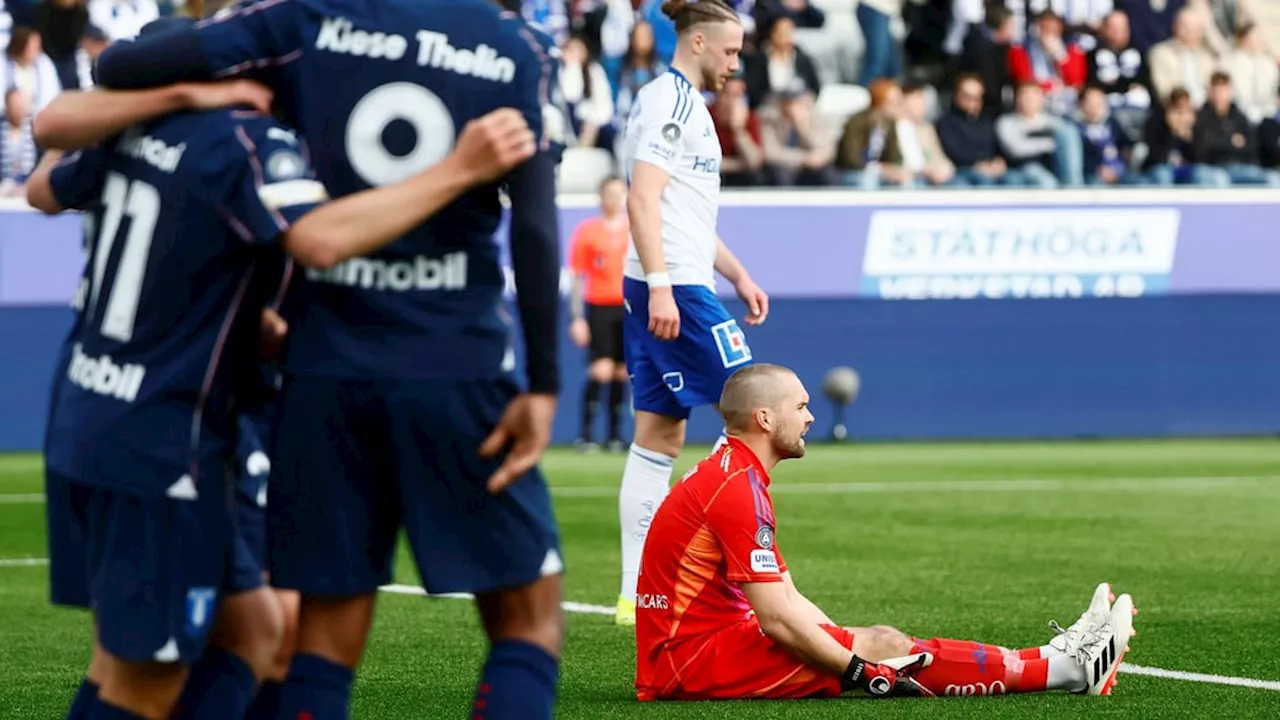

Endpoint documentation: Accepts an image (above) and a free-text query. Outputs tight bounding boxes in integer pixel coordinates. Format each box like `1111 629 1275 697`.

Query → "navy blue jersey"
192 0 560 381
43 110 326 497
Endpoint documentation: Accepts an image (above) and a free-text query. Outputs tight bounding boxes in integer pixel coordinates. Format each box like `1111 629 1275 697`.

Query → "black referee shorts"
586 302 625 363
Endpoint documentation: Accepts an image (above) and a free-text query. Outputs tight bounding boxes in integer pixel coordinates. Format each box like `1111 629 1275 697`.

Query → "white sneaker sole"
1087 593 1135 696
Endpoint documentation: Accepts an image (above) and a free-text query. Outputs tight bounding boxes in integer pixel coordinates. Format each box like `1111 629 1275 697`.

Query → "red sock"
908 638 1049 696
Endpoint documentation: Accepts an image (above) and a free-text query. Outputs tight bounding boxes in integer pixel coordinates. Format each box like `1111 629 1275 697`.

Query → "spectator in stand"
937 73 1014 185
1049 0 1114 52
1076 84 1141 185
1192 70 1275 185
597 0 635 83
1188 0 1275 61
944 0 985 58
1254 85 1280 176
996 82 1062 187
1087 9 1150 139
754 0 824 30
835 78 904 187
895 81 958 187
1008 9 1087 116
0 86 35 196
957 3 1015 117
743 14 821 110
560 33 616 152
751 21 833 188
1141 86 1214 184
32 0 86 91
1147 7 1213 107
72 24 107 89
87 0 158 41
758 89 835 185
0 27 60 115
1220 24 1277 125
710 74 766 186
857 0 901 86
1116 0 1185 54
613 21 666 122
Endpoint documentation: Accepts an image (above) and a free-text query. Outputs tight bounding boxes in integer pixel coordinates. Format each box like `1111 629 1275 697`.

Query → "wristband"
840 656 867 692
646 272 672 288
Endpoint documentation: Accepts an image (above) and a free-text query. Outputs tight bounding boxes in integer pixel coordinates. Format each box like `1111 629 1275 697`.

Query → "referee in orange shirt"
569 176 631 451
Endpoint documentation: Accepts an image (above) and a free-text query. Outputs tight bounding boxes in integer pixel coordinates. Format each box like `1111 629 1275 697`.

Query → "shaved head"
719 364 813 463
719 364 797 433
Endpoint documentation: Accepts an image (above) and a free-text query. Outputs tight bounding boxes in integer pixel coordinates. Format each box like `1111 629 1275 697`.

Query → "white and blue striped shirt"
620 68 723 289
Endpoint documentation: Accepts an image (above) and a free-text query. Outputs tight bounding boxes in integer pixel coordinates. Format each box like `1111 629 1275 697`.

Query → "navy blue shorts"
45 467 233 665
268 375 563 596
623 279 755 420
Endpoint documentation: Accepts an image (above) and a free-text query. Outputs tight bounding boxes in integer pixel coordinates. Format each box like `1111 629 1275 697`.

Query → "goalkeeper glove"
841 652 935 698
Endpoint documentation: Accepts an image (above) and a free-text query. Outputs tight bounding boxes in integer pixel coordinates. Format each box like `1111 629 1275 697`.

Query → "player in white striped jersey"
614 0 769 626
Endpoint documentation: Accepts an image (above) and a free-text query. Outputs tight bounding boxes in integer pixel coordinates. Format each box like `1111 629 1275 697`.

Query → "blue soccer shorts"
267 374 563 597
622 278 755 420
46 462 234 665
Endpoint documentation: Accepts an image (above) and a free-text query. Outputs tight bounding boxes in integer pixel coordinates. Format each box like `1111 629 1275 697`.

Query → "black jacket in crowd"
1256 116 1280 169
956 28 1011 117
1140 110 1194 171
936 106 1001 167
1193 103 1258 166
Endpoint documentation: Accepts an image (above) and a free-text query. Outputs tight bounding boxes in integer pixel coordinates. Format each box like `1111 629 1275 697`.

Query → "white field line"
378 584 1280 693
550 475 1276 498
0 493 45 504
0 557 48 566
0 475 1272 506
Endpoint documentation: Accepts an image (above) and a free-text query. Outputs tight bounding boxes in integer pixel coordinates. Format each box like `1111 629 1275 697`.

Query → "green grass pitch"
3 440 1280 718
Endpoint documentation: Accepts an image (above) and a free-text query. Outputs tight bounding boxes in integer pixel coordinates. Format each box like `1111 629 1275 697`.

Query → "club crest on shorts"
185 587 218 637
755 525 774 549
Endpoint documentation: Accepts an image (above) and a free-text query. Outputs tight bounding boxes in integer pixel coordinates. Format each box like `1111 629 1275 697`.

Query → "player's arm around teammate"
26 93 540 720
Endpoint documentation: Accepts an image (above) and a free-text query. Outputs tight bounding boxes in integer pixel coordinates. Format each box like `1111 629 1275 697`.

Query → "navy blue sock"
86 698 147 720
172 647 258 719
473 640 559 720
244 680 284 720
65 678 98 720
276 653 354 720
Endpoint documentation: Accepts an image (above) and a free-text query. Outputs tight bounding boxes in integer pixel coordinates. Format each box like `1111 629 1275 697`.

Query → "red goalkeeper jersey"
635 438 789 701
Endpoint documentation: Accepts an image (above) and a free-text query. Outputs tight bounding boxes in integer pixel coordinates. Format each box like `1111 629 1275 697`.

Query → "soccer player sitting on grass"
634 363 1137 701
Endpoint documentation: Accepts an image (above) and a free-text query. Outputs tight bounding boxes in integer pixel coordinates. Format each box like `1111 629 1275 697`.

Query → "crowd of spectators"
6 0 1280 193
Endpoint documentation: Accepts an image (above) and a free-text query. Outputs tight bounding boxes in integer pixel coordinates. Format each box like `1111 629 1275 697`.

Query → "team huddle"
28 0 1135 717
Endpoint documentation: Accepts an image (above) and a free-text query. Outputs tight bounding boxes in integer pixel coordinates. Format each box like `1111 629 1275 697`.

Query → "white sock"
619 445 676 602
1046 654 1087 692
711 429 729 453
1038 644 1064 658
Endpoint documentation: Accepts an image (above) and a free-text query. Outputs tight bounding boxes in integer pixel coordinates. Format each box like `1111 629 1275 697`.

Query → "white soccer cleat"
1077 593 1136 696
1048 582 1113 657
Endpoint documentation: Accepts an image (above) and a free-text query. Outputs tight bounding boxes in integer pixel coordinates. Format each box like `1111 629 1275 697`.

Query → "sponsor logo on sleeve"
750 549 779 573
754 525 774 549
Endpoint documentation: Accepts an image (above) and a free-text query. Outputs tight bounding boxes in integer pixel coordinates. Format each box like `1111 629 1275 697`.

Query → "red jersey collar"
725 437 771 487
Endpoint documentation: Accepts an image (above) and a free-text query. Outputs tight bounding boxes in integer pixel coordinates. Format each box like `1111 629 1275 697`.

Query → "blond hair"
660 0 739 33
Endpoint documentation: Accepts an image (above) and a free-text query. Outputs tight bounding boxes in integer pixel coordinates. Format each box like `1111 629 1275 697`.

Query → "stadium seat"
807 0 864 83
793 27 843 87
816 83 871 133
558 147 616 194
